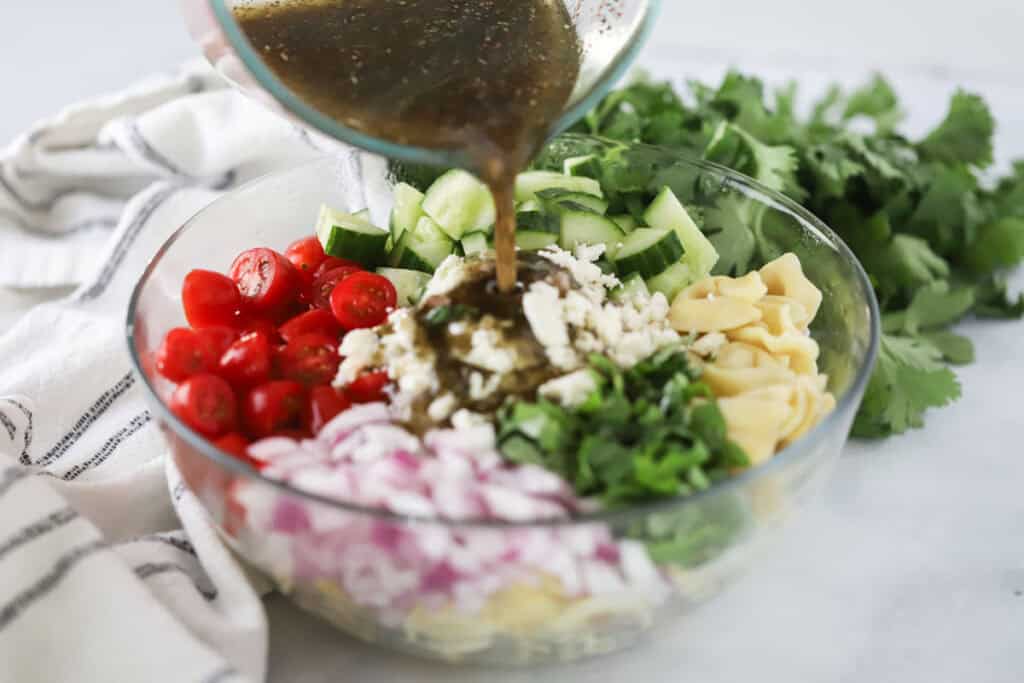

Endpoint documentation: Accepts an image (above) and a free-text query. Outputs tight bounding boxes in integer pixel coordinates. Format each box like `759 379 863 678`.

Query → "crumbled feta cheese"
539 246 618 298
462 327 516 374
538 370 598 407
333 329 380 386
451 409 488 430
421 254 467 299
523 282 569 347
428 393 458 422
468 372 501 400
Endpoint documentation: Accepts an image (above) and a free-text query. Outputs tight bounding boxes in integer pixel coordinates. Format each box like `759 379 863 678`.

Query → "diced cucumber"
389 216 455 273
517 210 560 234
316 205 389 267
646 261 693 300
644 187 719 280
563 154 599 178
557 207 625 255
421 170 495 240
537 189 609 215
389 183 425 244
610 214 639 233
613 227 685 279
461 231 490 256
611 272 650 301
353 209 371 221
517 198 542 213
515 171 602 203
376 267 431 306
516 231 559 251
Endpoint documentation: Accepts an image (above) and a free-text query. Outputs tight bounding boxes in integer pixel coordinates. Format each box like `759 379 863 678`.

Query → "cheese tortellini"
671 254 835 464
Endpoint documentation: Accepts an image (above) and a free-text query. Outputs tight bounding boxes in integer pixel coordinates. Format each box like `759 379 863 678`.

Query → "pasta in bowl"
127 137 879 665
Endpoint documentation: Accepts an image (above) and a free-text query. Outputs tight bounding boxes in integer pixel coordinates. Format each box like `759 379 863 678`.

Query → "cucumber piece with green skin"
610 214 639 233
316 205 390 267
613 227 685 279
421 169 495 240
389 216 455 273
376 267 431 306
557 206 624 255
461 231 490 256
516 231 559 251
514 171 602 203
644 186 719 280
516 210 560 235
611 272 650 302
645 261 693 300
536 188 609 215
562 154 600 178
389 182 425 244
517 198 542 213
353 209 371 221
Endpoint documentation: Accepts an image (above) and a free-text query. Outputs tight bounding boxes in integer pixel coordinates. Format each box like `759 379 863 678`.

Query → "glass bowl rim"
125 146 880 530
207 0 663 169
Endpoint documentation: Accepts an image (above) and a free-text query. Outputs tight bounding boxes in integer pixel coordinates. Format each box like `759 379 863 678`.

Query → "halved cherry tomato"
276 333 340 386
229 248 300 314
240 316 283 345
330 272 397 330
218 331 274 389
279 309 342 344
182 269 242 329
313 256 361 280
242 380 307 438
194 326 239 359
284 236 327 285
156 327 220 382
346 370 391 404
214 432 261 469
170 374 238 437
304 386 352 435
311 266 362 311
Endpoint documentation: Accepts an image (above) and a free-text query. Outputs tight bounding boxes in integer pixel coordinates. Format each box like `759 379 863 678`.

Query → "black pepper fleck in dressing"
233 0 582 292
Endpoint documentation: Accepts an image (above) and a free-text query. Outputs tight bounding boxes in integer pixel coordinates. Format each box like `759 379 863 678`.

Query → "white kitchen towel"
0 60 335 682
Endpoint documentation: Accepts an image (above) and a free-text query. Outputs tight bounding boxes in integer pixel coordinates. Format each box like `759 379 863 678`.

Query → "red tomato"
304 386 352 434
194 326 239 359
279 309 342 344
156 328 219 382
346 370 391 404
213 432 261 469
311 266 362 311
313 256 362 280
330 272 397 330
218 332 274 389
276 333 340 387
229 248 300 314
242 380 307 438
170 374 238 437
284 236 327 285
240 316 283 345
182 269 242 329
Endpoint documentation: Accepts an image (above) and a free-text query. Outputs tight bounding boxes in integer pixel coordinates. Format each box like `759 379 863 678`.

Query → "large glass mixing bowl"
127 139 878 665
179 0 662 167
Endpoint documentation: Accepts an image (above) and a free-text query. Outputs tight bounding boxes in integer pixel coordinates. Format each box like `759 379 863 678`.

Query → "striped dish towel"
0 61 330 682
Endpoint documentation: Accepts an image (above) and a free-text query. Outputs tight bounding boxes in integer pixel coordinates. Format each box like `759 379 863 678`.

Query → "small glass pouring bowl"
179 0 662 167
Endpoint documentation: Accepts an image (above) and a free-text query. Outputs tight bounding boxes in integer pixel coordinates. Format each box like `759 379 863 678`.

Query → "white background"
2 2 1024 682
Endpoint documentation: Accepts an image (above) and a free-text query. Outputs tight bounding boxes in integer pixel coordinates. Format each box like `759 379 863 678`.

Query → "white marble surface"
2 2 1024 682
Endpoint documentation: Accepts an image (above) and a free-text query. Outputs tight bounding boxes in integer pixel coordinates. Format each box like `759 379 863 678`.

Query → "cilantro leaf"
962 217 1024 273
919 91 995 167
841 74 904 132
852 334 962 437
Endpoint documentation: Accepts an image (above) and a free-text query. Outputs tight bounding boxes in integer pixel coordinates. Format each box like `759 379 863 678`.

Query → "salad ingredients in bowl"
128 139 877 665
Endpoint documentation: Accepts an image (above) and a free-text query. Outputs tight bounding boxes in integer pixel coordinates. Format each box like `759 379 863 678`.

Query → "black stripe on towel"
0 540 105 631
61 411 152 481
74 184 180 302
0 411 16 441
1 399 33 465
134 563 217 601
0 467 32 500
133 532 197 558
0 508 79 562
36 372 136 467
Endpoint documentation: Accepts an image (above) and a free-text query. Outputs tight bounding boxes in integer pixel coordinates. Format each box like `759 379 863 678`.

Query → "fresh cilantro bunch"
559 73 1024 437
496 348 749 506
